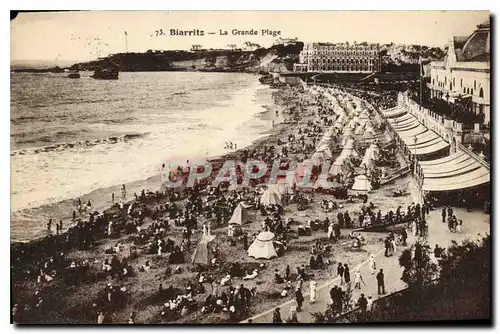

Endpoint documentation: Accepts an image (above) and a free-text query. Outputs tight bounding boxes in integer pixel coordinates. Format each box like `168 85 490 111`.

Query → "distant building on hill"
293 41 381 73
428 20 490 125
273 37 299 46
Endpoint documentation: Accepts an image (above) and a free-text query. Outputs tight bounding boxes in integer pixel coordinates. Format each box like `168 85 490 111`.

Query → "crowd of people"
12 81 425 325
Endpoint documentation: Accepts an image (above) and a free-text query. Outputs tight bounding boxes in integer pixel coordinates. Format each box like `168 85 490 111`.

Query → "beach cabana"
351 174 371 193
260 188 282 206
228 202 252 225
329 160 348 176
247 231 278 260
354 125 364 135
360 154 375 169
191 234 216 265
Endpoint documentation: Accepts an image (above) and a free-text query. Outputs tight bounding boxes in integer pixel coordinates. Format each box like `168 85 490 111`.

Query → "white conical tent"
228 202 251 225
367 144 379 160
248 231 278 259
260 188 282 206
351 174 371 192
361 154 375 169
191 234 216 265
311 151 327 163
354 125 364 135
329 160 348 176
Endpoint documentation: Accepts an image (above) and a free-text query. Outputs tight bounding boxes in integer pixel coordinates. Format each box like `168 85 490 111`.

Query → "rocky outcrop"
69 42 304 74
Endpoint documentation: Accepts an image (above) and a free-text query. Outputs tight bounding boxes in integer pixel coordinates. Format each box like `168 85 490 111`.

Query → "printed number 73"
155 29 164 36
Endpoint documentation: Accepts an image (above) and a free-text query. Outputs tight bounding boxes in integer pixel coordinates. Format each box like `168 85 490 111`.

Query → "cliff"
69 42 304 74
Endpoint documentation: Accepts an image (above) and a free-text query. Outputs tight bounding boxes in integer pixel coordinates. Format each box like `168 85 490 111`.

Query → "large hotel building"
428 20 490 125
293 42 381 73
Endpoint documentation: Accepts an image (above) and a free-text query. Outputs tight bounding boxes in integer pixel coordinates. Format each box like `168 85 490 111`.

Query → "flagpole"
124 31 128 53
419 57 423 107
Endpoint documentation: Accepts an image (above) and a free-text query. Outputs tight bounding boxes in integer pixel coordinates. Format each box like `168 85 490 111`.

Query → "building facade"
428 20 490 125
293 42 381 73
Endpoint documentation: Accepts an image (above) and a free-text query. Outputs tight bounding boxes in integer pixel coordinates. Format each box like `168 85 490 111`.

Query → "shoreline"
11 84 291 244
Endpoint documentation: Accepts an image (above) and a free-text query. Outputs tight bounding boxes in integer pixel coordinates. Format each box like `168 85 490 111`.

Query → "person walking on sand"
354 268 365 289
112 193 115 205
272 307 282 323
377 269 386 295
344 264 351 285
121 184 127 200
295 286 304 312
441 207 446 223
368 253 376 275
288 306 299 323
337 262 344 284
47 219 52 232
309 280 317 304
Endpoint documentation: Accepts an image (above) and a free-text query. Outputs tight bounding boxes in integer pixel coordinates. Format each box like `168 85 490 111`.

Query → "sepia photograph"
10 10 491 325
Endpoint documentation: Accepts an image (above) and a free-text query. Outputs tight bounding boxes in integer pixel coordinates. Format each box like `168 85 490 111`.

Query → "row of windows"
309 65 376 71
302 51 378 56
305 56 378 61
309 59 375 65
306 45 378 51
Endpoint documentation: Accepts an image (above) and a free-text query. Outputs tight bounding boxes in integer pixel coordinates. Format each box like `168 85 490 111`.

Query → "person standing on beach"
295 286 304 312
272 307 282 323
441 207 446 223
337 262 344 284
377 269 386 295
369 253 376 275
47 219 52 232
111 193 115 205
344 264 351 285
121 184 127 201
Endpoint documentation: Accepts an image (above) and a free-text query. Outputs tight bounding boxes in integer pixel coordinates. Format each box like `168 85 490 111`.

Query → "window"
471 89 473 95
479 88 484 98
474 80 476 90
461 78 463 87
453 78 455 87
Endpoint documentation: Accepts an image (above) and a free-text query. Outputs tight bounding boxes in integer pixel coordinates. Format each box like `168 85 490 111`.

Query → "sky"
11 11 490 63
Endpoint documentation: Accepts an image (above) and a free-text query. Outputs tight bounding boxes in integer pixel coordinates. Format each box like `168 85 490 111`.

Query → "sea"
11 71 277 217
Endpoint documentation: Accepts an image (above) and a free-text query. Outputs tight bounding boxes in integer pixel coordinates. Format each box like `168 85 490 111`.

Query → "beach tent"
311 151 327 163
228 202 252 225
351 174 371 193
260 188 282 206
247 231 278 259
361 154 375 169
367 144 379 160
344 139 355 150
329 160 348 176
354 125 364 135
275 171 296 194
191 234 216 265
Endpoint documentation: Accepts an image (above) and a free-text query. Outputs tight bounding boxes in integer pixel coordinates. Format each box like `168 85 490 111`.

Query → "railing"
457 142 490 170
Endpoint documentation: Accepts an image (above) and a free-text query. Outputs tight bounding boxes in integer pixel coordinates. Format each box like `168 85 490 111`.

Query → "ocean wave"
11 133 148 156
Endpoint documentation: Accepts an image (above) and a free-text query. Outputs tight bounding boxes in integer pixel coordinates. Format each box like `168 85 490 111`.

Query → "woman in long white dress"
309 281 317 304
368 253 376 275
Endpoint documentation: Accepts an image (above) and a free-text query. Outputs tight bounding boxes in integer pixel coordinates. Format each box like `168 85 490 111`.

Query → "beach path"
242 207 490 323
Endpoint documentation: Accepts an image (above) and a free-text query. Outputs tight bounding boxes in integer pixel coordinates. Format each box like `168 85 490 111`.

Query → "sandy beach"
11 80 415 324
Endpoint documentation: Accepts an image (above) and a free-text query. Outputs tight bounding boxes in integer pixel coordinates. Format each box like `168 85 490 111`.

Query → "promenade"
243 207 490 323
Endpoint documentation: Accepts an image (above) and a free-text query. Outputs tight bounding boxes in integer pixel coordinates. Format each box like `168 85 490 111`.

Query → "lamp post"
413 135 418 175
